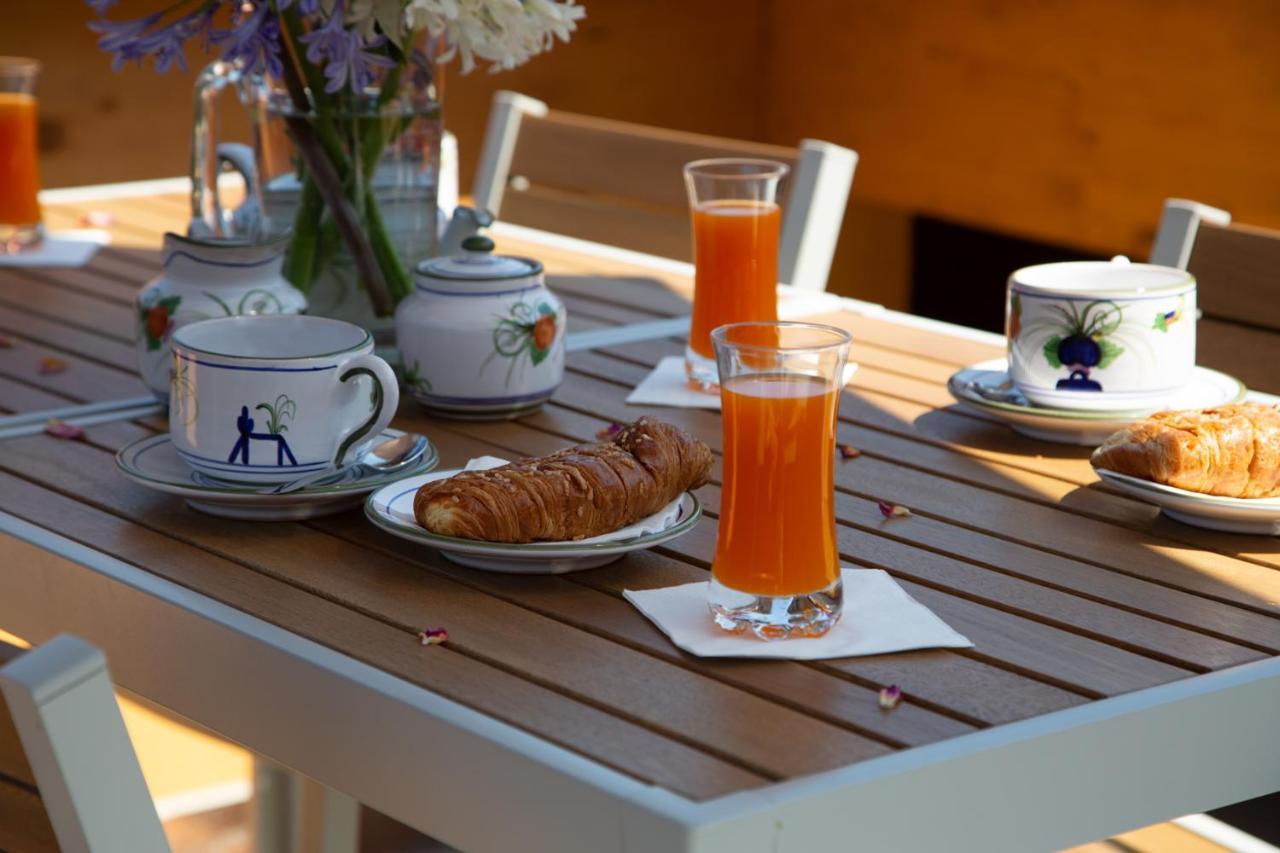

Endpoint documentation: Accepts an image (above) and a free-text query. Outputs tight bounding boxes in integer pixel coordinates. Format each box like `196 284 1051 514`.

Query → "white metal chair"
1149 198 1280 394
473 90 858 292
0 634 168 853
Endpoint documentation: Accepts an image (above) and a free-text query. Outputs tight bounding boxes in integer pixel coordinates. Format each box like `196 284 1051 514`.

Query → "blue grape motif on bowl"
1021 300 1132 392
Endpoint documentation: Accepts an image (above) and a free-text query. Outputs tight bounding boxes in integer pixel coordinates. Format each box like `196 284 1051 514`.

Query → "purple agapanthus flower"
299 2 394 93
211 2 284 79
143 6 218 73
88 12 163 70
87 2 218 73
277 0 321 14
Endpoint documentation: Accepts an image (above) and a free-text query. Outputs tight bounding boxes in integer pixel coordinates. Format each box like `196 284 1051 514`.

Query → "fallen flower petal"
837 443 861 460
44 418 86 441
878 684 902 709
418 628 448 646
38 357 69 375
595 422 624 440
78 210 115 228
877 500 911 519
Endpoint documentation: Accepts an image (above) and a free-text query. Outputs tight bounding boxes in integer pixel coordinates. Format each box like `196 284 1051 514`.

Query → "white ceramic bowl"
1006 260 1196 411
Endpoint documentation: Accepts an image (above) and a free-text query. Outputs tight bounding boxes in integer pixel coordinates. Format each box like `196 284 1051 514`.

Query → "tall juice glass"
683 159 788 392
0 58 42 252
710 321 852 639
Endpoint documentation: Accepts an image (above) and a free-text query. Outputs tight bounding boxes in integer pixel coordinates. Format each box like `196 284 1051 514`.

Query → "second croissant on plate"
1091 402 1280 498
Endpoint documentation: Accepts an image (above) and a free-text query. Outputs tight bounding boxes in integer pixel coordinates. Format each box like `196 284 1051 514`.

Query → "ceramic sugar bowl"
396 236 565 419
136 233 307 399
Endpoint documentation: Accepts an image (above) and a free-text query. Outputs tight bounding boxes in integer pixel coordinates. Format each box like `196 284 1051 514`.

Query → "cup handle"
333 353 400 466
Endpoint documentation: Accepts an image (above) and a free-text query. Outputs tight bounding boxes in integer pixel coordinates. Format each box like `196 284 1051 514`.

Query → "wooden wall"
7 0 1280 309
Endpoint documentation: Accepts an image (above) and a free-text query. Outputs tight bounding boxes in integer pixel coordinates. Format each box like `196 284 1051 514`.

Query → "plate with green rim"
116 429 438 520
1094 468 1280 535
365 468 704 574
947 358 1246 446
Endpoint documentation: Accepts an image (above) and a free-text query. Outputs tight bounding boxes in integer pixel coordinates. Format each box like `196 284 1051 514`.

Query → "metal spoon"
264 433 429 495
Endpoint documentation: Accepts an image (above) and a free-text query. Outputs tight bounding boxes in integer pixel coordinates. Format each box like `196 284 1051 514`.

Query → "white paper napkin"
625 356 858 410
0 229 108 268
626 356 724 409
460 456 684 544
624 568 972 659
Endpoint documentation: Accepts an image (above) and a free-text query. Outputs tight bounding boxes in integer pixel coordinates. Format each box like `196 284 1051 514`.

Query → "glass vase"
250 70 442 341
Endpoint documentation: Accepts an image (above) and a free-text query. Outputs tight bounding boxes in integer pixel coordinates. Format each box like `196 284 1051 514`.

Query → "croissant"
1091 402 1280 498
415 417 714 542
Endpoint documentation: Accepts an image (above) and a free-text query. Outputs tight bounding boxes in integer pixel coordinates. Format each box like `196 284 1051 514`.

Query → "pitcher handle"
333 353 401 466
216 142 261 236
190 60 259 239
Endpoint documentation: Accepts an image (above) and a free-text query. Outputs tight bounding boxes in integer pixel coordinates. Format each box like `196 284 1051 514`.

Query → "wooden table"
1 183 1278 852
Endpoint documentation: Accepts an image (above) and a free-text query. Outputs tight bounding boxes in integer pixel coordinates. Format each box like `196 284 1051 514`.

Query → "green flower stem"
365 191 412 303
280 8 351 176
274 25 394 316
358 65 403 179
274 9 420 316
283 177 324 292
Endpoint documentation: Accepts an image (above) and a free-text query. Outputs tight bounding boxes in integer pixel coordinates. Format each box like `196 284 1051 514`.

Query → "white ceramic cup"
1006 259 1196 411
169 315 400 484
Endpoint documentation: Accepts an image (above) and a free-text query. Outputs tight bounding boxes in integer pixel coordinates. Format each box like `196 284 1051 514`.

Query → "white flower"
404 0 585 73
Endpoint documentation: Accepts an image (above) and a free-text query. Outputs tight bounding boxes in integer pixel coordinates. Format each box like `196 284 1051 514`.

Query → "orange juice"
0 92 41 227
714 372 840 596
688 200 780 359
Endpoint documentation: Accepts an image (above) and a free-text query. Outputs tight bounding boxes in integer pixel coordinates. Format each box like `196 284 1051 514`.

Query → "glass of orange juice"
0 57 42 253
683 158 788 392
710 321 852 639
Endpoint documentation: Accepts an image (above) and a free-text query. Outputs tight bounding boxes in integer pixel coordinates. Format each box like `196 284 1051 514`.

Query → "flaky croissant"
415 417 714 542
1091 402 1280 498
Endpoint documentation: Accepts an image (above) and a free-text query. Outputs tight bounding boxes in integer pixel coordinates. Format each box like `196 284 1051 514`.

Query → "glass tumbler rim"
711 320 852 355
683 157 790 181
0 57 41 78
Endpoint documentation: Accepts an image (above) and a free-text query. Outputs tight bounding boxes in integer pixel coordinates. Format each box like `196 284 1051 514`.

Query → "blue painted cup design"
1006 260 1196 411
169 315 400 485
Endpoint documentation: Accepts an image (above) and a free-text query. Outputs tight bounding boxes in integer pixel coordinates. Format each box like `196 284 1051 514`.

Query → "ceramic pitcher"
135 232 307 399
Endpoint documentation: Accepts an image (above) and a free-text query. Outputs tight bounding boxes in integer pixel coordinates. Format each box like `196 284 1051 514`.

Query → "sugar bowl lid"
416 236 543 283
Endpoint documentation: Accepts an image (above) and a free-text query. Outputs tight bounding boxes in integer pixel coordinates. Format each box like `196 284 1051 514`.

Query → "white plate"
116 430 438 520
1095 469 1280 535
947 359 1245 446
365 468 703 574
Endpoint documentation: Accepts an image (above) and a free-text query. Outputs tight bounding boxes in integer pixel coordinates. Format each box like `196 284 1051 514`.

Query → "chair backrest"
1149 198 1280 394
0 635 168 853
0 640 59 853
472 91 858 292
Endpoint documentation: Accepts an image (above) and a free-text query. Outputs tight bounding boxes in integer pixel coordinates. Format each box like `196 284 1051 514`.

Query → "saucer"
947 359 1245 446
1094 469 1280 535
365 469 703 574
116 429 438 520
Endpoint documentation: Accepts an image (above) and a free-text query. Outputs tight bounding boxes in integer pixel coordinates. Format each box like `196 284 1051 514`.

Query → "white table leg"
252 759 359 853
292 774 360 853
